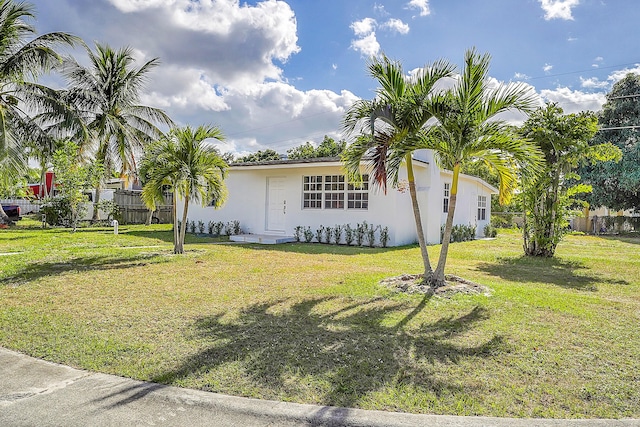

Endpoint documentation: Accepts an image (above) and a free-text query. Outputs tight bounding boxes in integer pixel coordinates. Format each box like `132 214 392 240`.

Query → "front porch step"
229 234 296 245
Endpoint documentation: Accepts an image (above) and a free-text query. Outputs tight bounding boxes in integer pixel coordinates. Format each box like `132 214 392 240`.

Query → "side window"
478 195 487 220
443 183 450 213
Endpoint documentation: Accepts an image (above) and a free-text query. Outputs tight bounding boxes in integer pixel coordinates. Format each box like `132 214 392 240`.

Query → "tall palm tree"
0 0 77 223
425 48 542 286
342 54 455 280
57 43 173 220
141 125 228 254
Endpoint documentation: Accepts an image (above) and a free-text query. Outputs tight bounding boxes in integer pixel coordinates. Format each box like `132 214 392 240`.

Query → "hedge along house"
179 149 498 246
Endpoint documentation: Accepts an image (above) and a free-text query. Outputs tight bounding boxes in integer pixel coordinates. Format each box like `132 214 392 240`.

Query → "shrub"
303 226 313 243
207 221 216 235
189 220 197 234
380 226 389 247
484 223 498 238
355 222 366 246
333 225 343 244
214 221 224 236
324 226 333 244
40 197 73 227
232 220 241 235
197 220 205 234
344 224 354 246
366 224 376 247
294 226 303 242
224 221 234 235
315 225 324 243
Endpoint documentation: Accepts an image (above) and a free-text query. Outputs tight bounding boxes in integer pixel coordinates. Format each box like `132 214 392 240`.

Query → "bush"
40 197 73 227
484 224 498 238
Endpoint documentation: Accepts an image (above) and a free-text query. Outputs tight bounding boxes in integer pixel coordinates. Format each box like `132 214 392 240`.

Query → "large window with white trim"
478 195 487 220
303 175 323 209
302 174 369 210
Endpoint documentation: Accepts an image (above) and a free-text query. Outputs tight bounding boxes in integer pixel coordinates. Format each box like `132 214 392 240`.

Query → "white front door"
266 177 286 232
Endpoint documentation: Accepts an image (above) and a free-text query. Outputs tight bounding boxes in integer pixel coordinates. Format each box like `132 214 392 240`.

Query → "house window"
347 179 369 209
302 174 369 210
443 183 450 213
303 176 323 209
478 195 487 221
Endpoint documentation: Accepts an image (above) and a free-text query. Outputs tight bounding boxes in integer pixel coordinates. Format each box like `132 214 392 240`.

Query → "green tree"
578 74 640 211
342 54 455 280
287 136 346 159
141 125 228 254
0 0 77 223
236 148 281 163
58 43 173 220
426 48 541 286
48 140 102 231
520 103 621 257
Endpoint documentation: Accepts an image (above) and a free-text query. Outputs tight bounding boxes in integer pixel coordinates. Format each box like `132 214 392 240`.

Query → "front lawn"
0 223 638 418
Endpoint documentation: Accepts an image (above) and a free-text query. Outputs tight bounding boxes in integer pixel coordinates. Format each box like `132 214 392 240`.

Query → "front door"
266 177 286 232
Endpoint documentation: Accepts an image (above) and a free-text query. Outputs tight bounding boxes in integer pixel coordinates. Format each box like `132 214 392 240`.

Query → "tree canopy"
578 73 640 211
235 149 281 163
520 103 621 257
287 136 346 159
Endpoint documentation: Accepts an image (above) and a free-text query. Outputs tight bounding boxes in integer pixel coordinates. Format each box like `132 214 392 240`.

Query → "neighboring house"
180 149 498 246
572 206 640 233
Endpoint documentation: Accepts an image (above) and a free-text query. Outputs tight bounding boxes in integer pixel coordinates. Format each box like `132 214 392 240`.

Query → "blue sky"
30 0 640 156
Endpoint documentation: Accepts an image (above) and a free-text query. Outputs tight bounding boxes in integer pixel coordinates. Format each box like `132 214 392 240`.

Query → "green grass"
1 220 639 418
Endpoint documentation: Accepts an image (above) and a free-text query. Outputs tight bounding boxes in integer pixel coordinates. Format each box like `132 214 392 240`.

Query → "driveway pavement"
1 347 637 427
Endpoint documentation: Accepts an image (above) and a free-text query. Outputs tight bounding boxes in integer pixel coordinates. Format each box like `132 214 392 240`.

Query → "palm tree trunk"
406 153 433 280
0 205 13 225
91 182 102 221
177 195 190 254
172 189 179 253
433 164 461 287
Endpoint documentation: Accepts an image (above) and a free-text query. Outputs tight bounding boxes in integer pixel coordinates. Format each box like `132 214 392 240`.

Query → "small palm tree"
0 0 77 223
141 125 228 254
426 48 542 286
342 54 455 280
57 43 173 220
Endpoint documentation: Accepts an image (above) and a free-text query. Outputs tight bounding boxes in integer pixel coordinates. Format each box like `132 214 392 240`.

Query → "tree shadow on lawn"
0 253 170 286
476 256 629 291
600 234 640 246
153 296 507 409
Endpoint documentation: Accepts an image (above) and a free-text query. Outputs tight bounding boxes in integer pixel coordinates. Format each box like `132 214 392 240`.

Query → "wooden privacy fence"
113 190 173 224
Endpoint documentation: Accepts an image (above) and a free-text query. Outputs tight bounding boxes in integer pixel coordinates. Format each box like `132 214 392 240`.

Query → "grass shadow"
1 253 170 286
600 234 640 246
153 296 506 408
476 255 629 291
235 242 415 256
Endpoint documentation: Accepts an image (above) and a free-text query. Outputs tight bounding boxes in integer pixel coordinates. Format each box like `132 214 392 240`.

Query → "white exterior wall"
180 151 497 246
181 162 424 246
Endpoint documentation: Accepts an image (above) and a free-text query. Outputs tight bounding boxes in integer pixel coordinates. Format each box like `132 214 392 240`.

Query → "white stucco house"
179 149 497 246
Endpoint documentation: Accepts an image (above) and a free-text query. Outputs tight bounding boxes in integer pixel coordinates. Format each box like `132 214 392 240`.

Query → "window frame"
302 174 369 210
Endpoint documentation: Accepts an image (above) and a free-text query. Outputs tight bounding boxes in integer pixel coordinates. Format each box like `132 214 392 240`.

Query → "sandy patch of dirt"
379 274 491 298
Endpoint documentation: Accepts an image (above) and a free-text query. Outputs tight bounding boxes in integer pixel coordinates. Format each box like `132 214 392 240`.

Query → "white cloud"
567 36 578 42
373 3 388 16
105 0 300 87
381 18 410 34
351 32 381 57
514 72 530 80
608 64 640 83
543 63 553 73
351 17 377 36
406 0 431 17
540 87 605 113
580 77 609 89
539 0 580 21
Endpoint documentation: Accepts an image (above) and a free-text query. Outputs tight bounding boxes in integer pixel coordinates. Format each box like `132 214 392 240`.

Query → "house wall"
181 163 424 246
180 151 497 246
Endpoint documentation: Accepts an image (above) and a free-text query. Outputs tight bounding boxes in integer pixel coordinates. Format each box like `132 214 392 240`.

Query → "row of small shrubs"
440 224 477 243
182 219 241 236
294 221 390 247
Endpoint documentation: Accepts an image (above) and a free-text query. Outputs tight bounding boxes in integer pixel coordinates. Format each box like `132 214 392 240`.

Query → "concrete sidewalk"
1 348 637 427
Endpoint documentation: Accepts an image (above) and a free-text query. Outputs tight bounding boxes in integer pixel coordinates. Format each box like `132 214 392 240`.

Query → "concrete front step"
229 234 296 244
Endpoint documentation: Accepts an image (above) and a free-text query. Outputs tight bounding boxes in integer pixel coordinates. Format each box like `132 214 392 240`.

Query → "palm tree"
342 54 455 280
57 43 173 220
141 125 228 254
0 0 77 223
425 48 542 286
